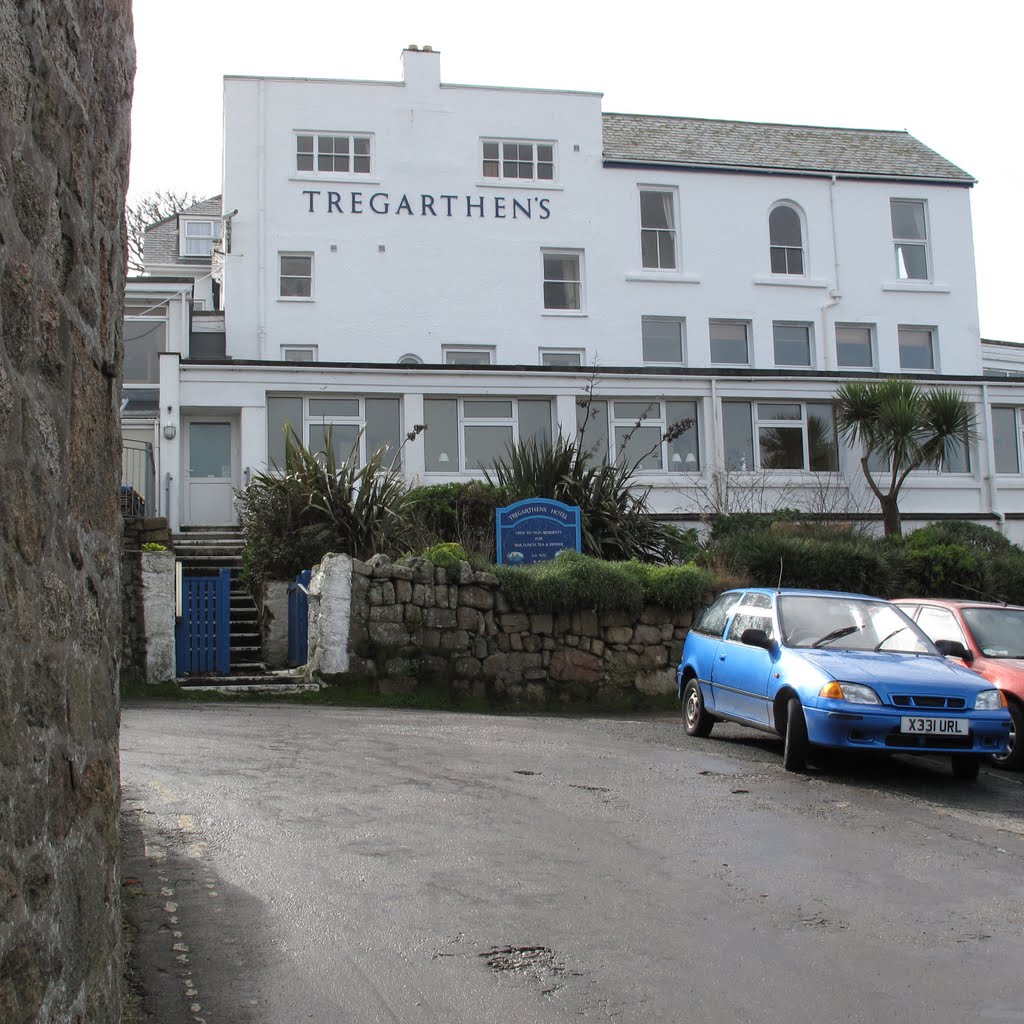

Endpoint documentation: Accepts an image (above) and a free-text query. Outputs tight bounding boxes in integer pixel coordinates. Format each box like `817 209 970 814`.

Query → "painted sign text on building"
302 190 551 219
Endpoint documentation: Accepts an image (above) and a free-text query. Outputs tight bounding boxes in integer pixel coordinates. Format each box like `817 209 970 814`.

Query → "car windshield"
961 607 1024 658
779 595 936 654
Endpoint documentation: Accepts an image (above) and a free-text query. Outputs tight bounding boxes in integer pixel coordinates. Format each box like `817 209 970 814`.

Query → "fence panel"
287 569 312 668
175 568 231 675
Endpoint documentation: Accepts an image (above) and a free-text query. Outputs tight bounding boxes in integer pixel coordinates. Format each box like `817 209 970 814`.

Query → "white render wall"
220 52 981 375
144 49 1023 536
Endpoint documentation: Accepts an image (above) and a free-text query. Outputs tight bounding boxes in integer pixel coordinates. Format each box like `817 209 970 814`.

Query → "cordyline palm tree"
834 379 977 537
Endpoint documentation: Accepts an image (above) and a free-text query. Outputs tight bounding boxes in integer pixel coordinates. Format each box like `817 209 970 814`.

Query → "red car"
893 599 1024 770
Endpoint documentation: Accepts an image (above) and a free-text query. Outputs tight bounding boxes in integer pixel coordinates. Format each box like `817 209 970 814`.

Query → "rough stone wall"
0 3 134 1022
316 554 693 703
120 518 172 682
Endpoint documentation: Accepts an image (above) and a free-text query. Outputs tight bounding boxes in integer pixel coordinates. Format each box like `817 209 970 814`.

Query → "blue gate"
175 569 232 675
288 569 312 667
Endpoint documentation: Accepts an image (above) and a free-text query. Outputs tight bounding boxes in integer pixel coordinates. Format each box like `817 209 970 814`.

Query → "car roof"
727 587 878 601
893 597 1024 611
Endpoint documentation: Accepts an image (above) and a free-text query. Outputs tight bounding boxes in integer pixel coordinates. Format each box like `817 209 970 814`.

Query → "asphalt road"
119 704 1024 1024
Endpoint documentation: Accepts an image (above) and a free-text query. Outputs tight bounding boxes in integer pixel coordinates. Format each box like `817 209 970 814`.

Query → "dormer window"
180 218 221 258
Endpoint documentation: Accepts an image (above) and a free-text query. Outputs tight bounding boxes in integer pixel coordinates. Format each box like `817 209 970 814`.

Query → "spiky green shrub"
486 436 690 563
493 551 713 613
237 429 409 583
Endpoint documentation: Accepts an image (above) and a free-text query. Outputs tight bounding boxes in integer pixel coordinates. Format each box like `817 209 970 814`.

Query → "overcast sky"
129 0 1019 342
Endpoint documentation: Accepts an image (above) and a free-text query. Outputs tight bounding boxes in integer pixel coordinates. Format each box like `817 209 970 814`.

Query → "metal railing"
121 439 155 518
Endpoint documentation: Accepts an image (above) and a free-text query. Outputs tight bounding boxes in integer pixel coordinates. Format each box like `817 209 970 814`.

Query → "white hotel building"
123 47 1024 539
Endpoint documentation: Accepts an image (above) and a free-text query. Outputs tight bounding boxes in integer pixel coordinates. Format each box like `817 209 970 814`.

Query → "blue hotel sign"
495 499 582 566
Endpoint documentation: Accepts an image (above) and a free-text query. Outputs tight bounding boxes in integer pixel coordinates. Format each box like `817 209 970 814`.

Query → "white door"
185 421 237 525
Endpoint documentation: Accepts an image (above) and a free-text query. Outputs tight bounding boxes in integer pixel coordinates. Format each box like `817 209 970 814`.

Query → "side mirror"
935 638 973 664
741 627 775 651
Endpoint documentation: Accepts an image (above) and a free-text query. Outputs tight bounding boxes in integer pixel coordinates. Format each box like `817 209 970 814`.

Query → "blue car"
677 588 1012 779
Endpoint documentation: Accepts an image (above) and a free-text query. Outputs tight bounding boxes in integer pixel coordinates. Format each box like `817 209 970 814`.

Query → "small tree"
835 379 976 537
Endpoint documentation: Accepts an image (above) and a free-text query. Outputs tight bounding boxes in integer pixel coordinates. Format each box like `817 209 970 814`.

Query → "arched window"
769 205 804 275
398 353 423 365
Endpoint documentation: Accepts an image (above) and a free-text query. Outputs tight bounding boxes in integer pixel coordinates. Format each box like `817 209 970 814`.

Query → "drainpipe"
820 175 842 372
257 79 267 360
981 382 1006 533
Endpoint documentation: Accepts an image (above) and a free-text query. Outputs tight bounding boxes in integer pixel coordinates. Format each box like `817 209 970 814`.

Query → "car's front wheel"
951 754 981 781
782 697 810 772
990 699 1022 772
682 679 714 738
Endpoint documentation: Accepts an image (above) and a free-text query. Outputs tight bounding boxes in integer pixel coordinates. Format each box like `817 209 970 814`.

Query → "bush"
715 531 901 597
900 542 985 598
402 481 508 561
493 551 713 613
420 542 469 573
905 520 1014 556
705 510 801 543
487 436 689 563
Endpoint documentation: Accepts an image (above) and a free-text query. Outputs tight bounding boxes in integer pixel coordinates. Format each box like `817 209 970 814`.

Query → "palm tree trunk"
880 494 902 537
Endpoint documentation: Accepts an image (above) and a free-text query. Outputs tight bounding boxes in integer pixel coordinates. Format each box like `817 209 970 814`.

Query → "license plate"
900 716 969 736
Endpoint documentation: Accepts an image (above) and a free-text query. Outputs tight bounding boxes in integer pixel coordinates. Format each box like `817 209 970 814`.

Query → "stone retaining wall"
310 554 692 704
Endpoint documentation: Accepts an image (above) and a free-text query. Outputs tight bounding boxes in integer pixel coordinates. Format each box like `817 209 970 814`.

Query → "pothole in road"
480 945 564 977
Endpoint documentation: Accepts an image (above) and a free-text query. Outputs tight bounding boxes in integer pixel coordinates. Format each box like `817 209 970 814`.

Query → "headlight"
975 689 1008 711
818 681 881 704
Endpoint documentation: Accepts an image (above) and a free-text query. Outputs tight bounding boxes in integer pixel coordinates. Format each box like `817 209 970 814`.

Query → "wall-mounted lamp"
163 423 177 440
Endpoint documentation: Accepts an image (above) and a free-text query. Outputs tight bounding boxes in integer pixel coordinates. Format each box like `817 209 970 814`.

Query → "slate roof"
602 113 974 184
143 195 223 269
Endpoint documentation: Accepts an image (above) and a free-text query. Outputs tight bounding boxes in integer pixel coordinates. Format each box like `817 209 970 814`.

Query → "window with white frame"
481 140 554 182
575 398 700 472
266 395 402 470
722 401 838 472
898 326 935 371
773 322 812 367
542 250 583 311
279 253 313 299
642 317 684 364
835 324 875 368
993 407 1022 474
768 204 804 275
540 349 584 367
710 320 751 365
282 346 317 363
296 133 372 176
868 429 971 475
180 218 222 258
123 302 167 385
443 346 495 366
891 199 929 280
640 190 677 270
423 397 553 473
